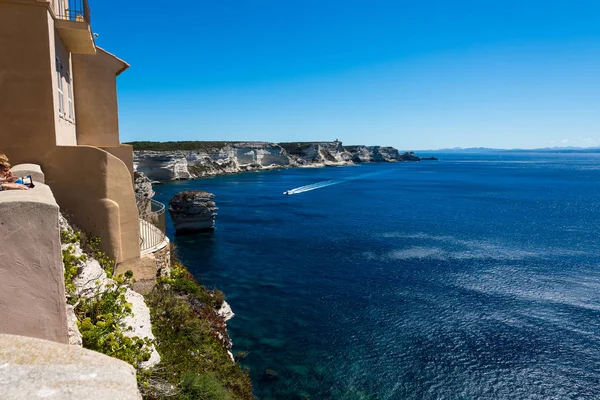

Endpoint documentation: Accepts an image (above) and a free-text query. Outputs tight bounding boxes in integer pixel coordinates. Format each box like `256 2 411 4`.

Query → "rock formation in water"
169 190 217 233
398 151 421 161
131 140 434 181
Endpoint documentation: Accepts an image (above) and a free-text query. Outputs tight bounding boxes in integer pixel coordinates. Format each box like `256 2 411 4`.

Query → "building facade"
0 0 141 267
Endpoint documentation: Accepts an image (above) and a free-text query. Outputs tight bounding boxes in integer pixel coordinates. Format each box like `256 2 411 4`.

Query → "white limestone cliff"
133 141 426 181
59 215 160 368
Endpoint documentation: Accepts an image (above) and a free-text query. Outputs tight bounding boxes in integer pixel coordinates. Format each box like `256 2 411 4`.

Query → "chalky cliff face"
135 143 291 180
134 141 424 181
279 141 353 165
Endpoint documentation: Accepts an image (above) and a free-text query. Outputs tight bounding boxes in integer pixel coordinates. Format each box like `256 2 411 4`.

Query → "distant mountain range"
421 146 600 153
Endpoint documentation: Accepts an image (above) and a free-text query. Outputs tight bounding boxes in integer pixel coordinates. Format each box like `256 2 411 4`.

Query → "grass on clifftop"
142 259 253 400
127 141 236 151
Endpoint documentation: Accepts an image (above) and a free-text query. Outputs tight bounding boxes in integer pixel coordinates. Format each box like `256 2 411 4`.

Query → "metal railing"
138 197 167 253
52 0 91 24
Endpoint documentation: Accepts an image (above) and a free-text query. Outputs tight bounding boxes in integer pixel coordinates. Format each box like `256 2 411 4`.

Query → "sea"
152 151 600 400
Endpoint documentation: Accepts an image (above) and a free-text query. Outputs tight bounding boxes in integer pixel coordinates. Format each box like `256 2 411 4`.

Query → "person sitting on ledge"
0 159 28 191
0 154 17 183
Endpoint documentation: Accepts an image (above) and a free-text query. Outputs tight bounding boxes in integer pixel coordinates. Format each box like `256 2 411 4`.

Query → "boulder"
262 369 279 382
169 190 217 233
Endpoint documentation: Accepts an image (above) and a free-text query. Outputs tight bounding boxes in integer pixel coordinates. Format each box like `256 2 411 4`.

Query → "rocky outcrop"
346 145 388 162
134 171 154 215
66 305 83 346
218 301 235 322
59 215 161 368
135 153 192 180
346 147 425 162
169 190 217 233
135 142 292 181
399 151 421 161
132 141 433 181
279 140 353 166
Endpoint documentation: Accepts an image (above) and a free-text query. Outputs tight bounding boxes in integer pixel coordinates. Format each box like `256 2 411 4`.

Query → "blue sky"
92 0 600 149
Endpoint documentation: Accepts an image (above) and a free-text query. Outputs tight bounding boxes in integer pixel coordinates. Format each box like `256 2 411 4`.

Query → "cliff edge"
130 140 431 181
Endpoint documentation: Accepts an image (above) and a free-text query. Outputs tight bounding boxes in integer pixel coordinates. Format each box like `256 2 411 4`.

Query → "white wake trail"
284 169 391 195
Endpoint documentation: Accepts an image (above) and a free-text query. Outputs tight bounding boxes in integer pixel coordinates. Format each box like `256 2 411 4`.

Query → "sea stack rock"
169 190 217 233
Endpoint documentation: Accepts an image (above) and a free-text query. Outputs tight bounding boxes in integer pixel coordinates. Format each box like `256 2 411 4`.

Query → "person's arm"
0 182 29 190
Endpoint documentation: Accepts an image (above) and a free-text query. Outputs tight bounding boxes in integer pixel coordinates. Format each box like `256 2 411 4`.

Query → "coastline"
129 140 435 181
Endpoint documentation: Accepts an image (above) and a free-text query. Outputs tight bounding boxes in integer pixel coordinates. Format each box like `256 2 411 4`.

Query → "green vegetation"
142 260 253 400
86 236 116 278
61 229 85 301
277 142 318 155
61 225 152 369
188 161 237 177
76 273 153 367
127 141 236 151
61 222 252 399
188 164 213 176
180 372 235 400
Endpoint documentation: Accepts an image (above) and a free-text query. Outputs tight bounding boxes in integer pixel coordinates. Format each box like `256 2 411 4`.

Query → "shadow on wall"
43 145 140 265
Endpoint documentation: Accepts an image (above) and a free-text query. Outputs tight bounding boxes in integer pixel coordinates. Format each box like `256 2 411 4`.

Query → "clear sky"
91 0 600 150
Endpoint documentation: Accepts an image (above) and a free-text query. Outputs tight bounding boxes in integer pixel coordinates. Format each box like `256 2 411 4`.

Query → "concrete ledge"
0 334 141 400
0 182 68 343
11 163 45 184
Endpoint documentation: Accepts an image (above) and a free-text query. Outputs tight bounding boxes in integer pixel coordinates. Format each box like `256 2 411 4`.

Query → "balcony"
52 0 95 55
138 198 168 254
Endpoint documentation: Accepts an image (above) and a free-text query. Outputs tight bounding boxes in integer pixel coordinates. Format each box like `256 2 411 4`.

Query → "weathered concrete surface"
0 183 68 343
73 48 129 147
116 253 159 285
0 334 141 400
10 163 45 184
65 305 82 347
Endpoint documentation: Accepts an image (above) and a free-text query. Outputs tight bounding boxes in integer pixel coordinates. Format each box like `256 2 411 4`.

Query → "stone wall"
0 334 141 399
0 174 68 344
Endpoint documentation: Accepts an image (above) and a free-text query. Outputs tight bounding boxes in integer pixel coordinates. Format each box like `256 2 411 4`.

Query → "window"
56 0 65 18
66 72 74 120
56 57 64 116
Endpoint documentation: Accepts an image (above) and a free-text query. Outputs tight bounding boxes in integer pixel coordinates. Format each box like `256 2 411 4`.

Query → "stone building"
0 0 168 341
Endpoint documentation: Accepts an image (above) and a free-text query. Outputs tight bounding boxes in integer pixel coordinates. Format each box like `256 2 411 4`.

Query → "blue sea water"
152 152 600 400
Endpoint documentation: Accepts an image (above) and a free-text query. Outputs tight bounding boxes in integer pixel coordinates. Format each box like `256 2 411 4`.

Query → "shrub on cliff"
127 141 232 151
76 273 152 366
142 260 252 400
61 224 153 369
180 372 235 400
